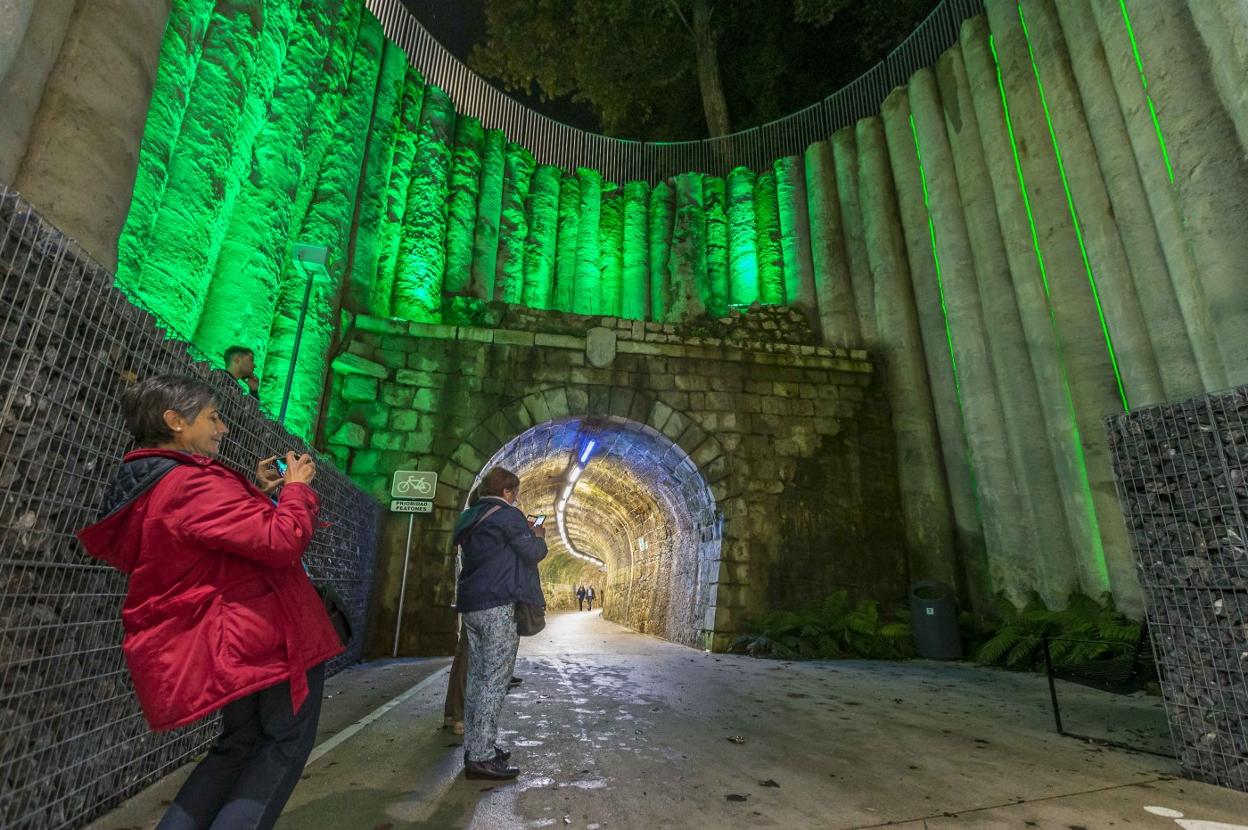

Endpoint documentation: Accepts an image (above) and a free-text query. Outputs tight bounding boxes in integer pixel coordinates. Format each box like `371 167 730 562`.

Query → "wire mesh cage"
0 185 382 829
1108 387 1248 792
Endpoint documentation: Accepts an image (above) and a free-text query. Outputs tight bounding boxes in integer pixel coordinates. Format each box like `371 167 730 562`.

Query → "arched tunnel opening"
469 416 722 648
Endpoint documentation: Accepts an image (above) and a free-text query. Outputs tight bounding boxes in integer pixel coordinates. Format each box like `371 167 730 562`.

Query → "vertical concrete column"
1185 0 1248 159
830 127 876 346
0 0 73 184
1052 0 1202 402
936 47 1079 606
0 1 35 82
1092 0 1248 389
985 0 1140 615
14 0 170 269
1018 0 1164 408
909 66 1036 607
804 140 860 347
882 87 990 611
773 155 817 322
960 15 1108 603
856 115 958 591
1087 2 1225 394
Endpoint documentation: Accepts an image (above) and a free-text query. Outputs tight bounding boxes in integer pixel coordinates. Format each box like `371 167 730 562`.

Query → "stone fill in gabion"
1108 389 1248 792
0 186 381 829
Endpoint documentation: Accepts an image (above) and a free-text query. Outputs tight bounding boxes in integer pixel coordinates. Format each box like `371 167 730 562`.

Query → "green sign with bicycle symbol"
391 470 438 500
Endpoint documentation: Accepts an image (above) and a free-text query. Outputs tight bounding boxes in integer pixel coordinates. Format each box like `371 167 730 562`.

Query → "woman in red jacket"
77 374 343 830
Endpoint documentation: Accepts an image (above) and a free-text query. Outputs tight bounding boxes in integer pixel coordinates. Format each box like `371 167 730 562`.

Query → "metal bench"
1041 625 1171 756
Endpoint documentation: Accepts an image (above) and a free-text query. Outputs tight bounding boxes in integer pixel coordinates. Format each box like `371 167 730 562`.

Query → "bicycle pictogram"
395 475 433 496
390 470 438 501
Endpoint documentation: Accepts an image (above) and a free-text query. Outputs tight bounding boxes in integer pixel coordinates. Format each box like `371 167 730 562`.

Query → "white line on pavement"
307 665 450 765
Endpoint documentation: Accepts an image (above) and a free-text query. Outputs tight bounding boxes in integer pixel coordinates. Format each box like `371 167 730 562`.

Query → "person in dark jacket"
77 374 341 830
586 586 596 611
576 585 587 611
452 467 547 780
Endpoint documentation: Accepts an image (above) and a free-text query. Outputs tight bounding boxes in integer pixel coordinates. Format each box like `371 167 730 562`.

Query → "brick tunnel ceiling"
474 416 721 642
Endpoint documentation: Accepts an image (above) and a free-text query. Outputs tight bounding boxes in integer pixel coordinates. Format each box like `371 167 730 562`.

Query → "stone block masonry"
323 307 905 655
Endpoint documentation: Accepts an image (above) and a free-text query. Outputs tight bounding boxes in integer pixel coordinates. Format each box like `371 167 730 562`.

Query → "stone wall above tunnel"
324 307 906 654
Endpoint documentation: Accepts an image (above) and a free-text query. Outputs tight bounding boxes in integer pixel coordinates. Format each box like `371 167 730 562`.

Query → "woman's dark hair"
472 467 520 505
121 374 218 445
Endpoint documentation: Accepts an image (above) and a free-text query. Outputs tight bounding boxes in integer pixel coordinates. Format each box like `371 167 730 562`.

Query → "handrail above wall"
365 0 985 182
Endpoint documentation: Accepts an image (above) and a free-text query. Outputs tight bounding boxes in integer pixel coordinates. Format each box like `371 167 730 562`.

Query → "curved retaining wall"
4 0 1248 613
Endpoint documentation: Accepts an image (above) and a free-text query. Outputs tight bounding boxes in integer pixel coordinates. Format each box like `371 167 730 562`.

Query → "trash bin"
909 581 962 660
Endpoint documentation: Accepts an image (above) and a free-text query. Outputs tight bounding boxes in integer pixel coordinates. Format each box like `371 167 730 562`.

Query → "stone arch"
435 386 729 648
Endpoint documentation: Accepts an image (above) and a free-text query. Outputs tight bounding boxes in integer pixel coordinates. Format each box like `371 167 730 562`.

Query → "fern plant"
970 592 1141 671
730 591 916 661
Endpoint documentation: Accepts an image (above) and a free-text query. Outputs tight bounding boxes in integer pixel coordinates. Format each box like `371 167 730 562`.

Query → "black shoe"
463 747 512 763
508 676 522 688
464 755 520 780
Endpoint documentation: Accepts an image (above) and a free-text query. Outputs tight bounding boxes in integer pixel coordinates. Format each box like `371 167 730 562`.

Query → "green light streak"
990 33 1110 588
907 114 964 407
1119 0 1175 185
1018 4 1128 413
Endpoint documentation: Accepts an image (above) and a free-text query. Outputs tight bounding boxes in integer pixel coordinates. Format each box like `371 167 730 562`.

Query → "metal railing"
0 185 382 829
366 0 984 181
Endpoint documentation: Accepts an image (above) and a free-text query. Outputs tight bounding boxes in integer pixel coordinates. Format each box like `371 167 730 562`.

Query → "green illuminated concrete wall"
98 0 1248 615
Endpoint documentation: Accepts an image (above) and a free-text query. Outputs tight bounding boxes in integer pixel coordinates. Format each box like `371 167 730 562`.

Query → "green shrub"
966 592 1141 672
729 591 915 660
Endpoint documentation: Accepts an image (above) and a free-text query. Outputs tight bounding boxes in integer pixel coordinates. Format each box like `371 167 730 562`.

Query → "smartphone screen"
274 457 288 476
530 514 546 527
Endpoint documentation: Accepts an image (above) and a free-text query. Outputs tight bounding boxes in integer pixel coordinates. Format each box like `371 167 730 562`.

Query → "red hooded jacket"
76 449 344 731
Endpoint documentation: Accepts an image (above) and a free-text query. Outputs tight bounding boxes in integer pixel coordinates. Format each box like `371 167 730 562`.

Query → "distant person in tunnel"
586 586 596 611
453 466 547 780
577 584 587 611
76 374 341 830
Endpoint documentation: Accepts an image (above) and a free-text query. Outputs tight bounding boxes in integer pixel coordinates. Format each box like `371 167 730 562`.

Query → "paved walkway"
94 611 1248 829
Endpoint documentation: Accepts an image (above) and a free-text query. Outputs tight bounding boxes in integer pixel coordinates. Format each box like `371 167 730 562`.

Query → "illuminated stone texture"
471 127 505 300
265 10 380 437
442 114 482 296
394 83 454 321
573 167 602 315
345 40 406 312
126 0 268 337
752 171 785 304
620 180 650 320
195 0 344 371
703 176 728 318
647 180 675 321
522 164 561 309
831 128 876 345
553 171 580 313
668 173 706 321
369 66 425 316
773 155 816 323
725 167 759 306
494 142 535 304
598 184 624 316
116 0 213 287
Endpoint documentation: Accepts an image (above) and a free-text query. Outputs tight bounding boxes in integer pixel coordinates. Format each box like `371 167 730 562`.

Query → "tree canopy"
470 0 939 140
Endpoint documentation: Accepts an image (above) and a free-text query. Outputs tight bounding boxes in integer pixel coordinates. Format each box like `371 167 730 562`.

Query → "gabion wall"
1109 390 1248 792
0 186 382 829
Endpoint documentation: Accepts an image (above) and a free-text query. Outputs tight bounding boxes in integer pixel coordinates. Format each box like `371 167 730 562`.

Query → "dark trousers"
587 598 594 610
444 623 468 722
157 664 325 830
577 597 585 610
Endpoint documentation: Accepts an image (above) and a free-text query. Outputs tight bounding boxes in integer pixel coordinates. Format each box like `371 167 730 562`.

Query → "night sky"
397 0 604 132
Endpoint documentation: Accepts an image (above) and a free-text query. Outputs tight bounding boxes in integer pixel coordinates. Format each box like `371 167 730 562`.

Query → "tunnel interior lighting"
580 440 596 464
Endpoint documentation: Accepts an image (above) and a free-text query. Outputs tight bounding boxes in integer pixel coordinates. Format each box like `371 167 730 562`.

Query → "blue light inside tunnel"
580 440 595 464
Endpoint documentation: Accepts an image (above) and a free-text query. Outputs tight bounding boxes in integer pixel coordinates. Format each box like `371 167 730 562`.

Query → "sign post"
390 470 437 657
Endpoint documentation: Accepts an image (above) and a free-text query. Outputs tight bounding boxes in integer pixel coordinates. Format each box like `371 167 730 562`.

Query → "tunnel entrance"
471 416 721 648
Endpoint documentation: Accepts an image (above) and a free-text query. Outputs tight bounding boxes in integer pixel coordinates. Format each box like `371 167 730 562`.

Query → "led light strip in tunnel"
556 440 606 570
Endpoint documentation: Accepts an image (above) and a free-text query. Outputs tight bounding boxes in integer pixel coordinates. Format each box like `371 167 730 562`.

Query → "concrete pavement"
91 611 1248 829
